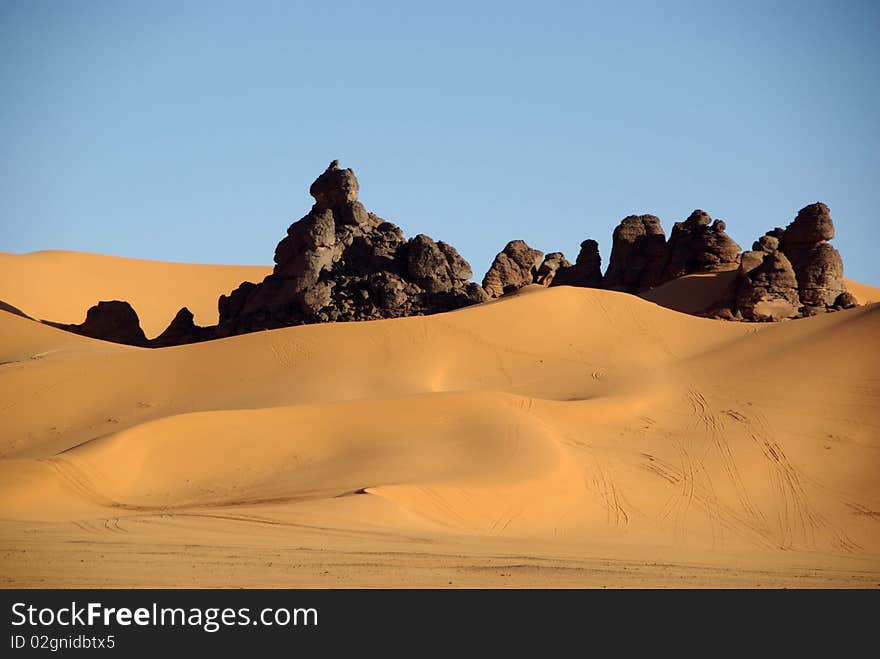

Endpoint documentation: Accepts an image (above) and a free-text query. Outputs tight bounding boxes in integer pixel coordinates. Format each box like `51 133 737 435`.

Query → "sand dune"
0 256 878 587
0 250 271 336
640 268 739 315
844 278 880 305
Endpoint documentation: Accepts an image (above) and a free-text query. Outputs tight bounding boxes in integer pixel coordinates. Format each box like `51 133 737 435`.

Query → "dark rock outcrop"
216 161 485 335
49 300 149 346
482 240 543 298
661 210 741 282
551 239 603 288
42 166 862 347
150 307 214 347
603 215 666 292
779 202 846 313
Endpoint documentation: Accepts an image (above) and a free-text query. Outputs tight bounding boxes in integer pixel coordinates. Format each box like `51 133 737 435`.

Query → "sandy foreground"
1 252 879 588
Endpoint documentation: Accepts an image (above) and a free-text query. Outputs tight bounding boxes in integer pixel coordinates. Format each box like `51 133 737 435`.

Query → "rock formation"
49 300 149 347
779 202 846 314
42 163 861 346
752 228 785 254
661 210 741 282
551 239 603 288
150 307 213 347
713 202 854 321
603 215 666 292
482 240 544 298
734 251 801 321
215 161 486 335
534 252 571 286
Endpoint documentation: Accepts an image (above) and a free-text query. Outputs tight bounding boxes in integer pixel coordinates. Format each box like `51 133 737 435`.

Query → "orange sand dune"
0 257 878 587
844 279 880 305
0 250 271 337
641 268 738 315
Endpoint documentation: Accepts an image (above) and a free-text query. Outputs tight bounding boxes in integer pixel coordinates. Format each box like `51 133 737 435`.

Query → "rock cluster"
661 210 742 281
45 164 861 347
216 161 486 335
46 162 487 347
484 238 604 292
603 215 667 292
723 203 851 320
533 204 854 323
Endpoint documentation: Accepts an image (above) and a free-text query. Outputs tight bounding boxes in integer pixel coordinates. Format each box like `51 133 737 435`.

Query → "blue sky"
2 0 878 284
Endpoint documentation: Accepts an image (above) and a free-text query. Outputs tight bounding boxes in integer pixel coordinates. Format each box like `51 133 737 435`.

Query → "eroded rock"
482 240 543 298
735 251 801 321
151 307 214 347
551 239 603 288
216 161 485 335
534 252 571 286
50 300 149 346
662 210 741 282
779 203 846 311
604 214 666 292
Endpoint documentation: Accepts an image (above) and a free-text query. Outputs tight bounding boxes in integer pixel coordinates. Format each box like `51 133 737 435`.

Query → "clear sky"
2 0 878 285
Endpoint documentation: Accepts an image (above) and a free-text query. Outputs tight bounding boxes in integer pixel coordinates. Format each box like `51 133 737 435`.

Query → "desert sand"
1 252 879 588
0 250 270 336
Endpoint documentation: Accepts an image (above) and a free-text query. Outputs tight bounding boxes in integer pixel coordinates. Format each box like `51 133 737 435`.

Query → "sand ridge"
0 250 271 337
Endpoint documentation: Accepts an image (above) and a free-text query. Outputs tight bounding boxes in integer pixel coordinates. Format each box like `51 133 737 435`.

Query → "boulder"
753 234 780 253
834 291 859 310
482 240 543 298
782 202 834 244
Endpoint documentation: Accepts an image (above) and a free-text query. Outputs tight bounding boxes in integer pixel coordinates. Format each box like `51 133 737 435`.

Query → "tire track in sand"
721 407 861 553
